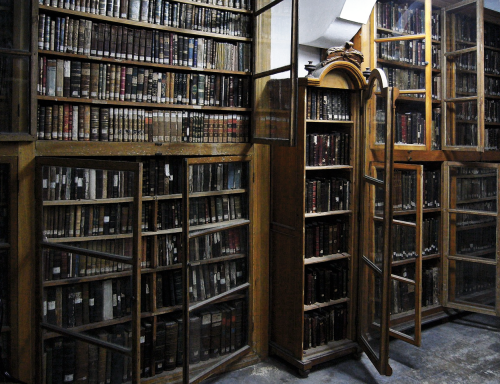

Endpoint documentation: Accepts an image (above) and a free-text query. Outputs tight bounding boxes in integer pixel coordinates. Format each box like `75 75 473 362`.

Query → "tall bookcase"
269 52 366 376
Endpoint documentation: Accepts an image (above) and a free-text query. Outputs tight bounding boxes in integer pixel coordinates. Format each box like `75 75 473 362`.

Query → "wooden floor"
206 312 500 383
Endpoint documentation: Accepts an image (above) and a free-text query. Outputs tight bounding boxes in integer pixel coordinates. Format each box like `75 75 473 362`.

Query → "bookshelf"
268 49 366 377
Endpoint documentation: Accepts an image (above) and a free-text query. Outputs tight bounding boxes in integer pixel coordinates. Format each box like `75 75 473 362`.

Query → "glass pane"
445 5 477 52
0 0 30 51
452 214 496 260
446 52 477 99
445 100 478 147
449 260 495 308
254 73 291 140
376 1 426 34
380 64 426 93
377 38 426 68
374 88 387 144
450 167 497 211
0 54 30 133
43 329 133 382
0 164 8 243
255 0 292 73
306 88 352 121
255 0 275 10
360 266 382 360
188 299 248 369
390 265 416 318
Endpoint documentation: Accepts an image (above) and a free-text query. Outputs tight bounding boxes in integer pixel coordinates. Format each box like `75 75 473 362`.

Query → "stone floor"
205 312 500 383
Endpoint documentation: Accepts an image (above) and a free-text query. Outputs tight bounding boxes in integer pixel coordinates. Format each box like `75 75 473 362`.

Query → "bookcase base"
269 340 359 378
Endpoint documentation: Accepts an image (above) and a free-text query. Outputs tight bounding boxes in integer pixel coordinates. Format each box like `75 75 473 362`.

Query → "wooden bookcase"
269 57 366 376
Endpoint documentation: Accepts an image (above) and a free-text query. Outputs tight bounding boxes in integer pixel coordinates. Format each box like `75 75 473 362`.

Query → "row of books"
39 58 251 108
0 166 9 243
306 89 352 121
423 169 441 208
485 21 500 49
189 162 245 193
455 50 476 72
390 265 415 315
305 220 348 258
376 1 428 36
422 266 440 307
431 42 441 69
45 202 133 239
45 278 132 327
39 0 252 16
44 331 131 384
455 203 496 226
38 14 252 71
304 261 348 305
142 158 182 196
305 132 350 167
456 100 477 122
37 104 250 143
156 234 180 266
432 75 441 100
154 194 245 231
374 221 416 262
456 174 497 201
457 226 496 256
395 111 426 145
305 178 351 214
422 217 440 256
453 122 478 147
303 304 348 350
431 108 441 150
377 34 426 66
456 73 477 95
485 128 500 151
455 262 495 299
485 49 500 75
486 77 500 97
42 166 133 202
486 99 500 123
43 241 133 281
188 227 246 261
381 65 425 95
40 3 251 43
454 14 476 44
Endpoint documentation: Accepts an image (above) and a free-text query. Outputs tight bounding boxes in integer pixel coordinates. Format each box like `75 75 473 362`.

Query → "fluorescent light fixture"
339 0 377 24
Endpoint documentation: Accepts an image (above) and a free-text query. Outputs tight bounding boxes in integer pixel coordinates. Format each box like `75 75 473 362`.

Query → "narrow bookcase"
268 58 366 377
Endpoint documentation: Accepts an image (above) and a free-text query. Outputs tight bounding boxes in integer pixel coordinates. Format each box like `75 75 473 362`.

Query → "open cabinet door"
252 0 298 146
358 69 425 375
442 0 484 151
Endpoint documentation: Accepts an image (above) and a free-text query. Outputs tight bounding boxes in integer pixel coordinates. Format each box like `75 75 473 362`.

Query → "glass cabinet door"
443 162 499 316
358 68 394 376
442 0 484 151
181 156 252 384
253 0 298 145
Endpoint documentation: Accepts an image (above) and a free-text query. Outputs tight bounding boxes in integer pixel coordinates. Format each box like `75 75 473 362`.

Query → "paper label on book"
50 182 56 189
75 297 82 304
212 314 222 322
112 294 117 306
43 179 48 188
43 301 47 316
64 374 74 382
114 174 119 187
48 301 56 310
78 178 83 187
220 278 225 285
146 283 149 294
202 314 211 324
53 267 61 274
237 271 242 277
89 298 95 306
140 336 145 343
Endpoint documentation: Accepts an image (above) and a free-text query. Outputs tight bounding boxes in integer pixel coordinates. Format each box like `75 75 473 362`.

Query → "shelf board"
188 282 250 312
456 196 496 204
390 206 441 215
37 95 251 112
485 45 500 52
142 193 182 201
154 304 183 316
305 165 353 171
485 122 500 126
189 188 247 198
38 5 252 42
142 218 249 237
301 338 357 360
189 252 246 266
43 196 134 206
391 257 418 267
485 72 500 78
38 49 252 75
422 253 441 261
305 210 351 218
42 269 132 287
304 297 349 312
455 248 496 257
304 253 350 265
35 141 253 157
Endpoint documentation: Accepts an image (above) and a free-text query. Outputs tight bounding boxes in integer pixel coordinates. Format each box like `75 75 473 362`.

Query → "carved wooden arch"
306 60 367 90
